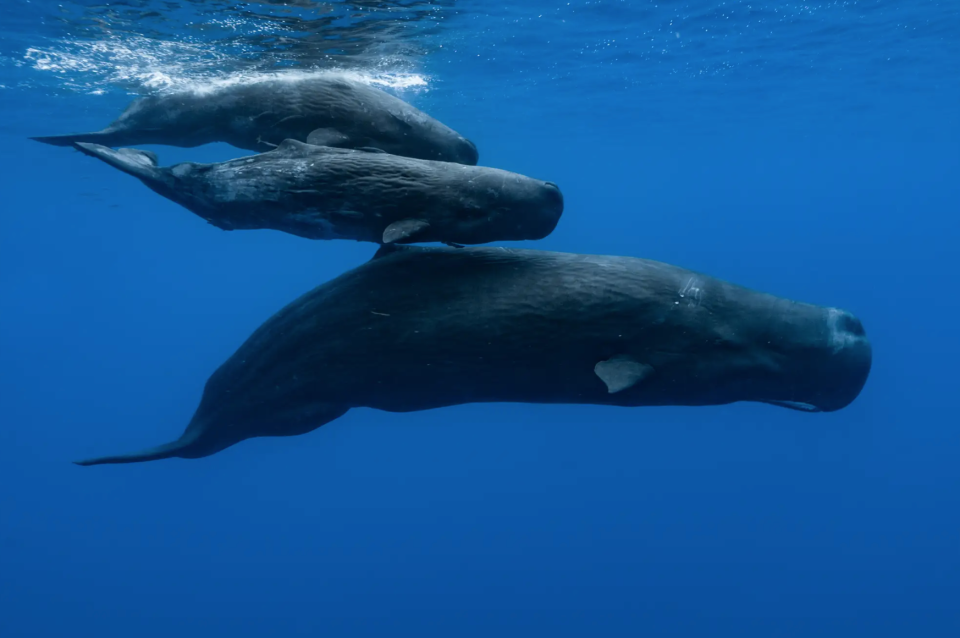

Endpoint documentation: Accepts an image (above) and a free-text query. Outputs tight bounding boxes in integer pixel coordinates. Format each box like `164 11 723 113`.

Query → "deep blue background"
2 1 959 635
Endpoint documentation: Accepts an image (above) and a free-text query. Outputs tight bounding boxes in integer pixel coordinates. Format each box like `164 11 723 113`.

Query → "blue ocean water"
1 0 958 635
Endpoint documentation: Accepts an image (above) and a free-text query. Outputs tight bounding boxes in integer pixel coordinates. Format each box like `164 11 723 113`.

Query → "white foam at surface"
22 34 430 97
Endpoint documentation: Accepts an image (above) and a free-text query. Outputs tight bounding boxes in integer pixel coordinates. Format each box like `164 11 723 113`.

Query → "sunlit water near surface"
1 1 959 636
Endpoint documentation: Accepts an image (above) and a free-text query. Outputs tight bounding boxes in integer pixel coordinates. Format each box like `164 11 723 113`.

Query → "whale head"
410 123 479 166
373 111 480 165
611 276 872 414
756 307 872 413
698 296 873 413
444 169 565 244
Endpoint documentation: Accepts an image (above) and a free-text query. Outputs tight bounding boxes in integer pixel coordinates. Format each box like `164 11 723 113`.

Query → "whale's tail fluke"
74 428 202 466
31 131 122 148
74 404 350 467
70 142 161 181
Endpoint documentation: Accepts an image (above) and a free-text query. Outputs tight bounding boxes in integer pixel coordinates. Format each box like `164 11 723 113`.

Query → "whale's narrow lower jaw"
761 399 822 412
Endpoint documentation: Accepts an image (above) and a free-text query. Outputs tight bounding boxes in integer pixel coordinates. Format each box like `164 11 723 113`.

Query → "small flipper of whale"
306 127 353 148
383 219 431 244
594 355 654 394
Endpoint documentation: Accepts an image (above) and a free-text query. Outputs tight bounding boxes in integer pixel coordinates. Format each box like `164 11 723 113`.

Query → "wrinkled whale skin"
72 140 564 246
32 75 479 165
75 245 872 465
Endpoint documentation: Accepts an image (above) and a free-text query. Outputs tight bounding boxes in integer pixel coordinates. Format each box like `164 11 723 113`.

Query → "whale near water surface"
32 74 480 165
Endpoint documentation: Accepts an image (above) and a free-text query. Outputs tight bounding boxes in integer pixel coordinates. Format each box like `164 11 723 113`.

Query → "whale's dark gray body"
32 75 479 165
76 245 872 466
72 140 563 246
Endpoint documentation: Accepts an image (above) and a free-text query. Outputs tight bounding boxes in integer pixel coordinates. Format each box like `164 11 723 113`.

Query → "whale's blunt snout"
820 308 872 411
523 180 564 240
784 308 871 413
543 181 564 222
458 137 480 165
761 307 871 414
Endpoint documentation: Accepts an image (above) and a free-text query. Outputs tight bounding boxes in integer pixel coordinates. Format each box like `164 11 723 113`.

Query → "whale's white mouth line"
763 400 821 412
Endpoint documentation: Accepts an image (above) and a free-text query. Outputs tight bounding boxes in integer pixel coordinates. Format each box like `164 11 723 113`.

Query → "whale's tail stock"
74 428 204 466
31 131 123 148
74 403 352 466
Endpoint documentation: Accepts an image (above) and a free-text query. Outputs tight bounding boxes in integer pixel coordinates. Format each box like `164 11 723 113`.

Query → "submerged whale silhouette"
32 74 480 165
72 140 563 246
75 245 872 466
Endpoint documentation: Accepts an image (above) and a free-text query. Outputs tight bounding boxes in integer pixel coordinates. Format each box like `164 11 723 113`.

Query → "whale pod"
32 74 480 165
71 140 564 246
75 245 872 466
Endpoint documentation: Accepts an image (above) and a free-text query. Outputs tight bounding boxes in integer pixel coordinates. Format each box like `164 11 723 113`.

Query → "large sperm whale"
75 245 872 466
32 74 480 165
71 140 563 246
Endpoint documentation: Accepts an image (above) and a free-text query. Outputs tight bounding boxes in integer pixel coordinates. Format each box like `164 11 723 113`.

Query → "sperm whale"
75 245 872 466
33 74 480 164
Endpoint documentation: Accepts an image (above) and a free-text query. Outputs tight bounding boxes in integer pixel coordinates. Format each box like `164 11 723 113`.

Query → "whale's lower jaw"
761 400 822 412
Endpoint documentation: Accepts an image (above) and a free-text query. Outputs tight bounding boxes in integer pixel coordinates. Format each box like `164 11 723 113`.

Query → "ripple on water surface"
1 0 958 127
